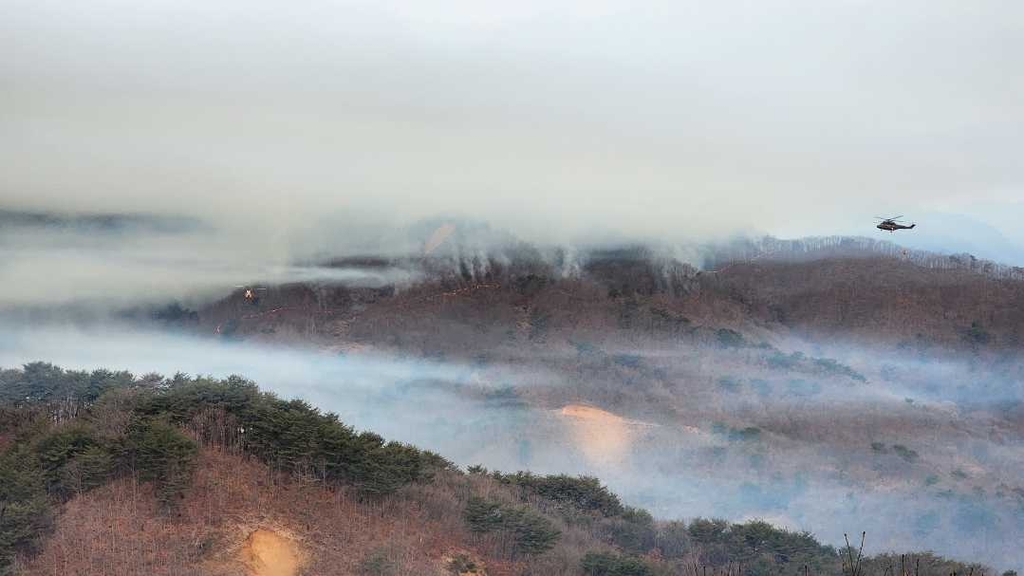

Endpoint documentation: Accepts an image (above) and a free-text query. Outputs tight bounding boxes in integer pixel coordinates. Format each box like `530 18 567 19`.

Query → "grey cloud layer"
0 220 420 309
2 0 1023 250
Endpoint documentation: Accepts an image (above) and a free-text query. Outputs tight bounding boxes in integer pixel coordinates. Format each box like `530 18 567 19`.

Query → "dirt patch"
241 528 303 576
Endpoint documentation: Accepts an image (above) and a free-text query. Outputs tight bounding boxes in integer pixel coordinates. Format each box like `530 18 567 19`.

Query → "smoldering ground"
2 322 1022 568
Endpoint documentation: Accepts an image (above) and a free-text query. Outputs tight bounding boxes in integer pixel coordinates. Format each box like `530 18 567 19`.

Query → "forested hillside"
0 363 998 576
189 246 1024 355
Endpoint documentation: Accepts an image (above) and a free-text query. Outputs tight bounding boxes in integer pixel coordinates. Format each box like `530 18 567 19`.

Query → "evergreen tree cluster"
488 471 625 517
0 390 197 573
687 518 838 572
0 363 452 573
475 468 658 555
580 551 655 576
463 496 561 559
135 375 454 494
0 446 51 571
0 363 135 406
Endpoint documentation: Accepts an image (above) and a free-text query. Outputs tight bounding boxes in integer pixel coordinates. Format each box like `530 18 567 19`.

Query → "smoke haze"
3 0 1023 257
3 1 1024 571
2 322 1022 567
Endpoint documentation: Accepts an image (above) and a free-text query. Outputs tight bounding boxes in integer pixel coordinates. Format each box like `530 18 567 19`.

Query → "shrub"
609 506 656 553
811 358 867 382
464 497 505 533
152 303 199 324
580 551 654 576
446 553 481 574
656 520 690 558
712 424 762 443
716 328 745 348
463 497 560 558
892 444 919 463
965 321 990 345
0 446 53 571
127 419 198 507
505 507 561 557
57 446 113 497
650 307 691 332
491 472 624 517
735 427 761 441
767 352 800 370
34 425 104 498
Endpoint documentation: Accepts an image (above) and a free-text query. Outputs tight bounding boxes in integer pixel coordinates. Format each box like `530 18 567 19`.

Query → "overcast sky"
2 0 1023 255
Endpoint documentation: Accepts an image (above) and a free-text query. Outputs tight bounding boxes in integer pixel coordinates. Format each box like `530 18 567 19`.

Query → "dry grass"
15 449 479 575
15 446 613 576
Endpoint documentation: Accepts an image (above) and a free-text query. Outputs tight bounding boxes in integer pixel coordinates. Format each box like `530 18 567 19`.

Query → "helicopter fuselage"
877 221 915 232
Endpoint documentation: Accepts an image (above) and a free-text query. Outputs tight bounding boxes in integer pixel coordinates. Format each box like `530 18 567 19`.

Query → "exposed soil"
240 529 303 576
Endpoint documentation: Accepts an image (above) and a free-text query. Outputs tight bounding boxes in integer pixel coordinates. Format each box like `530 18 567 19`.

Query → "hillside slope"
0 365 1001 576
189 250 1024 354
16 448 509 575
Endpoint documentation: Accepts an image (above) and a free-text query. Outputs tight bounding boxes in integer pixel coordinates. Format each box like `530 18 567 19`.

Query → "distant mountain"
0 208 205 235
890 211 1024 267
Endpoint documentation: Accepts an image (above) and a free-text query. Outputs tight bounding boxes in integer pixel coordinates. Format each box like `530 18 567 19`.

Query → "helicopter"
875 215 916 233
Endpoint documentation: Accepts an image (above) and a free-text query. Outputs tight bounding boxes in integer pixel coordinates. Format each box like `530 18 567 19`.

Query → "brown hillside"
704 257 1024 346
195 254 1024 355
15 448 608 576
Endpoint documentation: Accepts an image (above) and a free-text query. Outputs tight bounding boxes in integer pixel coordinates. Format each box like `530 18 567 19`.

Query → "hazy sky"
2 0 1023 251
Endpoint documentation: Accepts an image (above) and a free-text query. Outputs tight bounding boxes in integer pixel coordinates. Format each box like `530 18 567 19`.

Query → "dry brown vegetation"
185 252 1024 538
2 364 1010 576
14 424 650 576
8 248 1023 574
15 447 533 576
195 251 1024 358
705 258 1024 348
